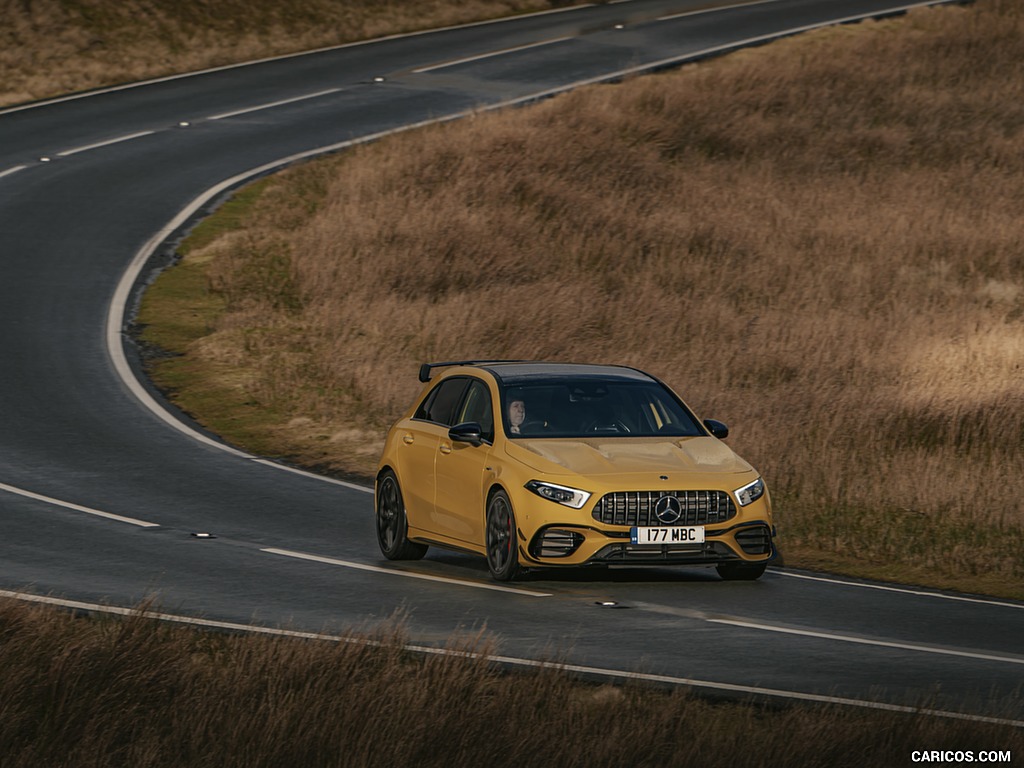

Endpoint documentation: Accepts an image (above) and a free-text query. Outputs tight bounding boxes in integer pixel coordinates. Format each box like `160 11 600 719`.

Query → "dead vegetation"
1 598 1020 767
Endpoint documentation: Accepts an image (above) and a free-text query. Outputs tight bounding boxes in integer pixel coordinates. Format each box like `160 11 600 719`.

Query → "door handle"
439 442 452 455
402 434 414 445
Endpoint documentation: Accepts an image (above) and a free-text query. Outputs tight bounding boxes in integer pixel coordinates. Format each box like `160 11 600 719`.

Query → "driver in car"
508 399 526 434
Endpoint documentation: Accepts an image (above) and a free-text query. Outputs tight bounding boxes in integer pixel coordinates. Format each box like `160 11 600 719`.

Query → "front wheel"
485 490 520 582
716 561 767 581
375 471 427 561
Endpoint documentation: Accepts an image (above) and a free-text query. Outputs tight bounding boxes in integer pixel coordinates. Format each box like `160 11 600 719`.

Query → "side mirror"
448 422 484 446
703 419 729 439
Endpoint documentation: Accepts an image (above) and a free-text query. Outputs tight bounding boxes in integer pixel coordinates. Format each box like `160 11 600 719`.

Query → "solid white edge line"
0 165 28 179
56 130 156 157
709 617 1024 666
657 0 782 23
106 0 959 489
608 0 960 82
105 113 476 480
0 481 159 528
771 570 1024 611
1 588 1021 729
0 4 595 118
250 459 372 494
412 36 574 74
261 547 552 597
205 88 343 120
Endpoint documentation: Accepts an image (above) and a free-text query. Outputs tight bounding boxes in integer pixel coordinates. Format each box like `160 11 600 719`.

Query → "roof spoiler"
418 360 526 383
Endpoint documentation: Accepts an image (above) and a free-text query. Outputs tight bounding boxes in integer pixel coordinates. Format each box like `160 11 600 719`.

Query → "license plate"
630 526 705 544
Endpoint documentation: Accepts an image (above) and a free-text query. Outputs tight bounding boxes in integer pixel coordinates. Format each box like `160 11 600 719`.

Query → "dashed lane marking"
262 547 551 597
56 130 156 157
205 88 343 120
0 481 159 528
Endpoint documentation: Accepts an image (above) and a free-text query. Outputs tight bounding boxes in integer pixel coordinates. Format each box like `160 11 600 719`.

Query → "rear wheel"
485 490 520 582
716 561 767 581
375 471 427 560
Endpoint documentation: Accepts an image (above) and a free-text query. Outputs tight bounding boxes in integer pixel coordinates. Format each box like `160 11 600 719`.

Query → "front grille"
591 490 736 527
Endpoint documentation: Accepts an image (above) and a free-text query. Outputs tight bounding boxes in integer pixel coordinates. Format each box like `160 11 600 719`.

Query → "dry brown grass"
139 0 1024 595
2 598 1020 767
0 0 567 107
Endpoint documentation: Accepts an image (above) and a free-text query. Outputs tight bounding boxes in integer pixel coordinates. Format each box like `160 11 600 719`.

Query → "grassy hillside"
0 0 567 107
139 0 1024 598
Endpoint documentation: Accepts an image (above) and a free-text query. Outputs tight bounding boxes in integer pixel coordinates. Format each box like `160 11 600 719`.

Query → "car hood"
506 436 754 478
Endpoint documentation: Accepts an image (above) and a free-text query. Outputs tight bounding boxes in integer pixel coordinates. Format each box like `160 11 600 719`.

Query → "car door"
433 378 495 546
396 377 469 532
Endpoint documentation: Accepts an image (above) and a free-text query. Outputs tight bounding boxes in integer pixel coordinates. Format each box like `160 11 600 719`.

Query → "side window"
414 378 468 426
456 380 494 441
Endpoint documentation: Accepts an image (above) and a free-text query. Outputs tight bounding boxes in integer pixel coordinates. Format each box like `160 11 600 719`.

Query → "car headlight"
524 480 592 509
734 477 765 507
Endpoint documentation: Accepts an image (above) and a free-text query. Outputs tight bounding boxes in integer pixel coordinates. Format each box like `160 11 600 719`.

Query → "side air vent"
735 525 773 555
529 528 584 558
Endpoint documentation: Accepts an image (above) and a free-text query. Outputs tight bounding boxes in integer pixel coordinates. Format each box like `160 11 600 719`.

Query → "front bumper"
522 520 777 567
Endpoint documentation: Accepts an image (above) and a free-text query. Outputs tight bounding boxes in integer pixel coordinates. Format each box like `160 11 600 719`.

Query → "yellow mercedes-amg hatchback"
375 361 777 581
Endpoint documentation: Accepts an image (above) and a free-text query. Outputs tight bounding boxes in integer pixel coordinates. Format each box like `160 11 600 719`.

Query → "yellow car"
375 361 777 581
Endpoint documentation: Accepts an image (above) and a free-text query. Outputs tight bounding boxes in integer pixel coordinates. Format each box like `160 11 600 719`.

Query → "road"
1 0 1020 726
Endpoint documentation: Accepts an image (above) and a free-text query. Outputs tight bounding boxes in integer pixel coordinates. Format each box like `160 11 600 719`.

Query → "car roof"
466 361 655 385
481 362 653 384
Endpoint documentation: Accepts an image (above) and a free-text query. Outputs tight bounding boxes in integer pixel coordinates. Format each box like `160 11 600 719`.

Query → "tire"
716 561 767 581
375 471 427 561
485 490 521 582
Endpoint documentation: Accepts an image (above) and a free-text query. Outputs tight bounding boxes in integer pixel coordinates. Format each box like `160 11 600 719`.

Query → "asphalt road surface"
1 0 1021 726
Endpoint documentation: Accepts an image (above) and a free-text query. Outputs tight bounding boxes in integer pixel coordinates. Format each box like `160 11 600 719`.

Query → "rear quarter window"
414 377 469 426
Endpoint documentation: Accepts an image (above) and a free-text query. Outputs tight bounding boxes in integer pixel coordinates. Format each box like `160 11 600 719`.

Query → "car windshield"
501 379 704 438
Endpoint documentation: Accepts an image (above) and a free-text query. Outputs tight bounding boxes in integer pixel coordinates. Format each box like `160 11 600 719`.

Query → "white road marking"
1 588 1020 729
261 547 551 596
107 112 482 478
55 130 156 157
205 88 343 120
0 481 159 528
772 570 1024 610
709 617 1024 666
658 0 782 22
0 165 28 179
250 459 372 493
412 37 574 74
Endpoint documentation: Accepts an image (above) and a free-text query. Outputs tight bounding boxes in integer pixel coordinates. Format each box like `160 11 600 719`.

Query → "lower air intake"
529 528 584 558
735 525 773 555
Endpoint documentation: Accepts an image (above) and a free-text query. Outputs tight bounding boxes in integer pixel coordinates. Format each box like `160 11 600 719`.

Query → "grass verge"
1 598 1020 767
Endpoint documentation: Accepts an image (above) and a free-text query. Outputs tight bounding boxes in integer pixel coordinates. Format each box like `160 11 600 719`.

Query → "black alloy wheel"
485 490 520 581
375 471 427 560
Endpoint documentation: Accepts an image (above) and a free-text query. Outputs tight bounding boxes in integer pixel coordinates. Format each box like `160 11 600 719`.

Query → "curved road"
1 0 1021 725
